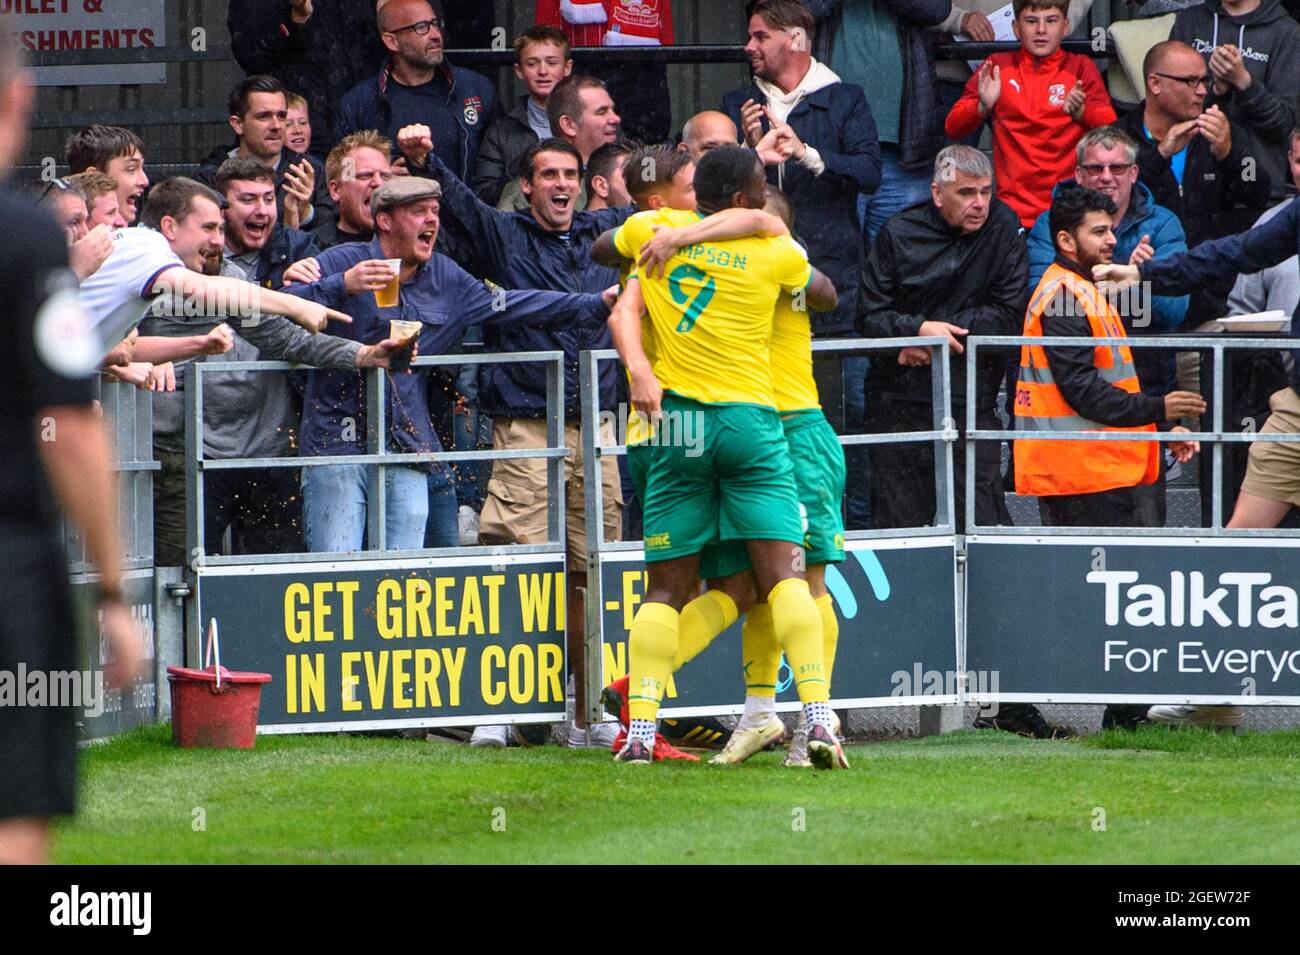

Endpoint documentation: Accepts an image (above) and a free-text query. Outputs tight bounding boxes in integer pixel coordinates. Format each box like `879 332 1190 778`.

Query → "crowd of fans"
30 0 1300 740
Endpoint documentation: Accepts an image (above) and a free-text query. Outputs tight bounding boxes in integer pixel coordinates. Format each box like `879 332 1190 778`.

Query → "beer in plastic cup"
389 319 421 342
374 258 402 308
387 319 421 372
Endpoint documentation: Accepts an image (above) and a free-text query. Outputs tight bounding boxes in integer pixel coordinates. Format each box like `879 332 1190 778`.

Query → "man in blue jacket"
334 0 496 184
396 126 639 749
284 176 612 554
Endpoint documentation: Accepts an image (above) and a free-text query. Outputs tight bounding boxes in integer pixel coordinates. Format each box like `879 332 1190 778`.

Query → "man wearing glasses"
1118 39 1273 325
1171 0 1300 223
335 0 497 183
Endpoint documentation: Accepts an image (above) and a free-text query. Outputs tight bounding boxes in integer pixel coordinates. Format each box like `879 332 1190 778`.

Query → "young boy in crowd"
64 124 150 225
285 92 312 155
473 25 574 206
945 0 1116 227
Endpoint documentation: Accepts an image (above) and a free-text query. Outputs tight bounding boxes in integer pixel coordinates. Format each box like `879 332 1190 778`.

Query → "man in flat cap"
284 175 617 552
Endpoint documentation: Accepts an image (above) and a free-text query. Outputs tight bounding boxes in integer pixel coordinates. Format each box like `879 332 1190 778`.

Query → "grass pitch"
55 725 1300 864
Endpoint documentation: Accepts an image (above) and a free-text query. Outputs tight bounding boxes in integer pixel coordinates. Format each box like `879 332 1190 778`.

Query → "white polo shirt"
78 226 183 337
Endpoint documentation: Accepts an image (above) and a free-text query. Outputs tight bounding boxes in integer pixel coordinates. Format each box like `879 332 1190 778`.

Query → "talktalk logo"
1087 570 1298 629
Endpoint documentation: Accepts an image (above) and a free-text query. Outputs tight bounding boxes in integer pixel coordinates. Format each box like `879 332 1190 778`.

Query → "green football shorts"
782 409 846 565
639 394 803 564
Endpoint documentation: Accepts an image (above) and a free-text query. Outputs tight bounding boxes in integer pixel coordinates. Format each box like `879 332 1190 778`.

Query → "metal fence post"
1211 343 1225 530
183 362 205 664
579 350 606 726
183 363 204 571
545 355 566 548
921 339 962 735
366 366 387 551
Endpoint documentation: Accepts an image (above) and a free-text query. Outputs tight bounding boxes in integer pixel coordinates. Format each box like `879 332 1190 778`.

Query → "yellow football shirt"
769 239 820 413
624 274 658 445
613 208 812 408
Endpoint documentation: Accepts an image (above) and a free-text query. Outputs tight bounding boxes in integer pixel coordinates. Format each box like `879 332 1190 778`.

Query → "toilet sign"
6 0 167 86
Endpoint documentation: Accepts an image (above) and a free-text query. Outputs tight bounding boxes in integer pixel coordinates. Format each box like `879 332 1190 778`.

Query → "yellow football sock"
768 577 827 703
740 602 781 697
816 593 839 696
627 601 679 722
674 590 738 670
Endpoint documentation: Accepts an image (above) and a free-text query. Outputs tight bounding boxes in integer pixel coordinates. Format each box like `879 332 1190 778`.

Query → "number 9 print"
668 263 716 333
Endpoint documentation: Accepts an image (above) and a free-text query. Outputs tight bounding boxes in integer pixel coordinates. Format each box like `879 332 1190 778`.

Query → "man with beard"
1005 185 1207 735
388 131 636 748
335 0 496 183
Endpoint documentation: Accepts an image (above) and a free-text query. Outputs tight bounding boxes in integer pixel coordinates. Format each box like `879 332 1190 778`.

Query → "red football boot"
600 676 630 729
609 728 699 762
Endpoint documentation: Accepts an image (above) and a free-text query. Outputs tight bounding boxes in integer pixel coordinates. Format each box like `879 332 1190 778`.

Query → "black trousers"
865 399 1010 535
1038 484 1157 528
154 451 303 566
0 527 77 818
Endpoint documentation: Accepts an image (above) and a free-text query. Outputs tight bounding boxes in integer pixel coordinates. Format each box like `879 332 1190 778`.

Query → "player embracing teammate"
593 145 850 769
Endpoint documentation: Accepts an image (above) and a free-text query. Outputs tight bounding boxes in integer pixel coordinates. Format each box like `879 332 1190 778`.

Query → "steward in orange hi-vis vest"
1014 261 1160 497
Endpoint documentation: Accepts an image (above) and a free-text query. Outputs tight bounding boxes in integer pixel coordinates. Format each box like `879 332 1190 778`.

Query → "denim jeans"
424 466 460 548
302 463 429 552
846 146 934 529
858 144 934 249
453 361 491 510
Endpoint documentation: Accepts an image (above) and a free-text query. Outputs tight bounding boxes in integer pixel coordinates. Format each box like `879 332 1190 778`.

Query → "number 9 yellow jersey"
613 208 812 408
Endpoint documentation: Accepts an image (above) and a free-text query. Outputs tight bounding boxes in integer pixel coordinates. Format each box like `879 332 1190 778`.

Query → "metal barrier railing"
578 337 956 722
65 375 160 575
183 351 568 568
963 335 1300 537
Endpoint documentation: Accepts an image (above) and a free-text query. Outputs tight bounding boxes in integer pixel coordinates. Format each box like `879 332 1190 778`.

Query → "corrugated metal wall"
26 0 241 171
23 0 1120 172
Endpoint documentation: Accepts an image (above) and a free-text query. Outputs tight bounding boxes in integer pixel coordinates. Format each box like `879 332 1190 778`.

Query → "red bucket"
166 618 272 749
167 665 272 749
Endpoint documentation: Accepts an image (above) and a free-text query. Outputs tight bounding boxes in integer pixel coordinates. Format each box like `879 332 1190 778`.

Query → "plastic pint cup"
389 319 421 342
374 259 402 308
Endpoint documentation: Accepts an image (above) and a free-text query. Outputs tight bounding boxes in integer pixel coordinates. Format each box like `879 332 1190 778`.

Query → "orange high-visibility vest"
1013 262 1159 497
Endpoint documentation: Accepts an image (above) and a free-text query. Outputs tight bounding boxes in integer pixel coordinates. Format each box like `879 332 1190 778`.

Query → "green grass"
54 725 1300 864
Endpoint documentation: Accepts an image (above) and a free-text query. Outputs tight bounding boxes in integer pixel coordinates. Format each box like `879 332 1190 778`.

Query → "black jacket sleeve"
472 119 512 206
1042 289 1167 428
228 0 305 75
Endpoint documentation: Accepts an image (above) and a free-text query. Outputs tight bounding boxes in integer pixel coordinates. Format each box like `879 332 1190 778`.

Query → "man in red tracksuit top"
946 0 1116 227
